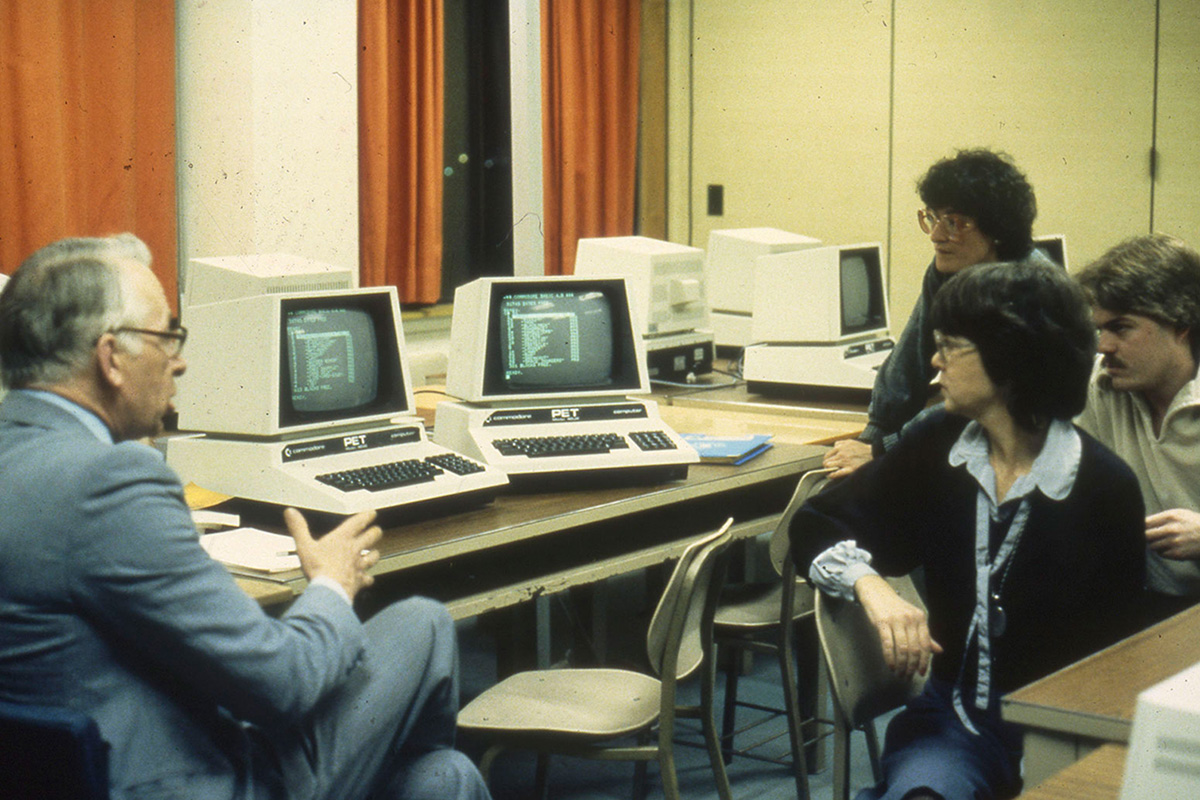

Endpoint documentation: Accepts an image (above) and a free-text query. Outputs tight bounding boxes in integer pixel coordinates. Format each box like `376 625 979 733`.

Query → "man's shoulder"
1076 426 1142 490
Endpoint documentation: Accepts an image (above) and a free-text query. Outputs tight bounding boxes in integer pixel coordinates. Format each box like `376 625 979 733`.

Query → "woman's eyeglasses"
918 208 976 241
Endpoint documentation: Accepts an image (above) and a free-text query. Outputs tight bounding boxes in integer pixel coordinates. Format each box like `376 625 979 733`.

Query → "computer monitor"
1033 234 1068 270
1120 660 1200 799
704 228 821 348
182 253 357 314
573 236 715 381
751 243 889 344
444 276 649 405
175 287 414 438
573 236 709 337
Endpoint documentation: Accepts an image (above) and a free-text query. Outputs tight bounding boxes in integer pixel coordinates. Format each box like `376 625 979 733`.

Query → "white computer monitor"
1120 660 1200 799
742 243 893 394
703 228 821 348
573 236 714 381
573 236 709 337
444 276 650 405
182 253 357 313
752 243 890 344
1033 234 1068 270
175 287 415 438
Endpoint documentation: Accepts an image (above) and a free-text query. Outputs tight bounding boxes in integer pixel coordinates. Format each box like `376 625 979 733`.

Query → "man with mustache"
1076 233 1200 624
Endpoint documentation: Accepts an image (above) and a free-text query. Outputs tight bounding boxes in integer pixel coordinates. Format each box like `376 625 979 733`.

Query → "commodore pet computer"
573 235 714 382
704 228 822 351
433 276 698 486
181 252 357 312
742 243 894 396
168 286 507 518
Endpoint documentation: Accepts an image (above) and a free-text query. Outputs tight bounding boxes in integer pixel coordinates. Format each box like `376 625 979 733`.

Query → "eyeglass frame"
109 325 188 357
932 330 977 362
918 208 976 241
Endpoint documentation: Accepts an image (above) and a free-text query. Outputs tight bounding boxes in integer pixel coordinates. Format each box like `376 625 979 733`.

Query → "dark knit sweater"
791 409 1145 698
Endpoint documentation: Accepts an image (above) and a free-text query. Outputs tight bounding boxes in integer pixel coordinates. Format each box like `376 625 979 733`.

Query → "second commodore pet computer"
167 285 507 518
433 276 698 486
742 243 894 396
573 235 715 382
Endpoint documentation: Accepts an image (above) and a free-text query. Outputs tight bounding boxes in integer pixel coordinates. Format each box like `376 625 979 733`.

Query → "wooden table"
1016 744 1127 800
234 443 827 632
1002 604 1200 787
659 378 868 440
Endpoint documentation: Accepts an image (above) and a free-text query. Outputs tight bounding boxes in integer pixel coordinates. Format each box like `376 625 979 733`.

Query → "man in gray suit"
0 235 490 800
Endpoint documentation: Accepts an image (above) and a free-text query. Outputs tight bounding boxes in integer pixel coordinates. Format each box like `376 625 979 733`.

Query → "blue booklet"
679 433 774 465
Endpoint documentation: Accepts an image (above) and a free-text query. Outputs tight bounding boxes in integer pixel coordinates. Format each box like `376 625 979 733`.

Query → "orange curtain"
541 0 641 276
0 0 176 306
359 0 445 302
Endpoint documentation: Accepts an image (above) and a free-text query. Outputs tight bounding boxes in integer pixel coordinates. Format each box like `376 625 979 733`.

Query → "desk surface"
235 379 857 610
1003 604 1200 743
238 442 827 617
1016 744 1126 800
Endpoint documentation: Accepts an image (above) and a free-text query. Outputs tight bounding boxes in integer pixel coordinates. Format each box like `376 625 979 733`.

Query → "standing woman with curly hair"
825 149 1053 477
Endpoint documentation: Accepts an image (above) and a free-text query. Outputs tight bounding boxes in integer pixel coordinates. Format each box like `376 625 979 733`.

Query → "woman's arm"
855 574 943 679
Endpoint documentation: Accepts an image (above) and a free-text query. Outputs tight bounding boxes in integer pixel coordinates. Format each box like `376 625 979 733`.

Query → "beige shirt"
1076 357 1200 596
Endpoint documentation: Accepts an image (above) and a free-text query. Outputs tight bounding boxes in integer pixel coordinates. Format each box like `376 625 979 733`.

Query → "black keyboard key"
316 459 442 492
426 453 486 476
629 430 678 451
493 433 628 458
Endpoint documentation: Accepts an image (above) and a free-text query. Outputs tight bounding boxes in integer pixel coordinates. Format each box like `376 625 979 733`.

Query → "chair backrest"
768 467 834 576
646 518 735 681
814 574 930 730
0 700 110 800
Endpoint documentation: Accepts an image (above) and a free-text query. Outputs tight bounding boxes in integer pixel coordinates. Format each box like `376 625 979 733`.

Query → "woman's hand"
822 438 874 479
854 574 943 680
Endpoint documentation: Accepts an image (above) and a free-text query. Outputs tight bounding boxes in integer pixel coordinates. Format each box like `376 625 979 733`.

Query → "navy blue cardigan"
791 409 1146 698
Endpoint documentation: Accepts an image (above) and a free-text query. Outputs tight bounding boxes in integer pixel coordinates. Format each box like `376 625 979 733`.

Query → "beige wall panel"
689 1 891 255
890 0 1156 326
1154 0 1200 241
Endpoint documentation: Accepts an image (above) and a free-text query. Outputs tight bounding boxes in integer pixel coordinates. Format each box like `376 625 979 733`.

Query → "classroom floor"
455 574 888 800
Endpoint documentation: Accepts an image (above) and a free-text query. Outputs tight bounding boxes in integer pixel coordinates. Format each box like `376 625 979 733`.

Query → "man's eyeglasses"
111 325 188 357
932 331 977 362
918 208 976 241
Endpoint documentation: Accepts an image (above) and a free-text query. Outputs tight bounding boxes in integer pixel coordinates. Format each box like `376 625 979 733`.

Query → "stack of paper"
199 528 302 575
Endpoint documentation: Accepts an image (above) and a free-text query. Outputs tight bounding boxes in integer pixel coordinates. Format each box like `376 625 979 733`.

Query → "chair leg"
865 718 884 784
778 629 813 800
633 730 651 800
832 712 852 800
795 621 827 773
719 644 739 764
478 743 504 785
657 747 681 800
534 752 551 800
700 655 735 800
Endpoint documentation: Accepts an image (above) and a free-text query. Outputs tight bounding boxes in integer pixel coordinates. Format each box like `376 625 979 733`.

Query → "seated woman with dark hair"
791 261 1145 800
825 148 1054 477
